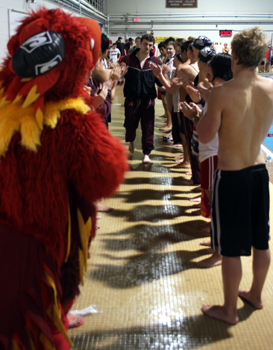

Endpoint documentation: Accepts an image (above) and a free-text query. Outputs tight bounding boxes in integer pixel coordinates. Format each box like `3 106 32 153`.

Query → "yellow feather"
35 108 44 131
44 270 73 346
22 85 40 108
0 95 11 110
0 119 20 156
26 328 36 350
39 334 56 350
46 304 73 346
0 96 90 156
21 78 32 82
77 209 92 270
78 248 85 285
45 270 59 313
20 117 41 152
65 206 72 262
12 94 22 105
11 339 21 350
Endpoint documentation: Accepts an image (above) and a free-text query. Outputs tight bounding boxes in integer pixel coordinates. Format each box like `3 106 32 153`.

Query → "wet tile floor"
69 88 273 350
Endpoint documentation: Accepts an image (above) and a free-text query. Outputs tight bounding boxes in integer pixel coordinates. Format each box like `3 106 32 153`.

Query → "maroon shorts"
200 155 218 191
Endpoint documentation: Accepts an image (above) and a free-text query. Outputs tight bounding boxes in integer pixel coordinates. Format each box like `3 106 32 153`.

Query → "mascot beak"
76 17 101 66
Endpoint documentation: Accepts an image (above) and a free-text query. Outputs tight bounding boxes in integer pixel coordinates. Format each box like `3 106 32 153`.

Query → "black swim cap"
198 46 216 63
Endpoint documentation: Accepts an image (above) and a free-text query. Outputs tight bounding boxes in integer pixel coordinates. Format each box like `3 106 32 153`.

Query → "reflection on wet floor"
69 88 273 349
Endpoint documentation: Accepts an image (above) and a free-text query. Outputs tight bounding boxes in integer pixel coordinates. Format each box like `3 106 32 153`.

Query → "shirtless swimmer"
197 27 273 325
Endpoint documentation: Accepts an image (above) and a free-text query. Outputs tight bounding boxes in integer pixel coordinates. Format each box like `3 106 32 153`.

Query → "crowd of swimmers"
88 27 273 326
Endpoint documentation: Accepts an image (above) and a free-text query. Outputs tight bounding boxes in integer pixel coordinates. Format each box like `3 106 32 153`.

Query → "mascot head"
0 7 101 116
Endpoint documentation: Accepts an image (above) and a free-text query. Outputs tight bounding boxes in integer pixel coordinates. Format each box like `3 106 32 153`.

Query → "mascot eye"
12 31 65 77
90 38 95 50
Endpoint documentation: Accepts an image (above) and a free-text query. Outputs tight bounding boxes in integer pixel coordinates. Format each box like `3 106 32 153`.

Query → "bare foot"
143 154 151 163
175 155 184 162
173 161 191 169
68 314 84 329
200 238 211 246
160 126 172 132
238 290 263 309
128 141 134 153
189 197 201 202
201 305 239 325
196 252 222 268
96 203 114 212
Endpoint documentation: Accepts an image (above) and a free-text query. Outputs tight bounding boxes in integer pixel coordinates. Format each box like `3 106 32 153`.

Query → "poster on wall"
166 0 197 8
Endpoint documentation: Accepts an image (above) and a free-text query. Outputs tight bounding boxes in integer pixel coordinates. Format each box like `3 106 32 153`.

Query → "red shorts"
200 155 218 190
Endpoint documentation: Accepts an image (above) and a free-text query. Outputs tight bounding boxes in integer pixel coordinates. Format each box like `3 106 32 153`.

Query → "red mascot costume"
0 7 127 350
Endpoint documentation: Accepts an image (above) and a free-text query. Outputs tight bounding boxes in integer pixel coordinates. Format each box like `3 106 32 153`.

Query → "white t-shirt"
198 103 219 163
166 55 175 80
103 58 108 69
110 48 120 62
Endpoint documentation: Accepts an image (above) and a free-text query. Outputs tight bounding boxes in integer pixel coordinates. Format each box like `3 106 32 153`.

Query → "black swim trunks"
211 164 270 257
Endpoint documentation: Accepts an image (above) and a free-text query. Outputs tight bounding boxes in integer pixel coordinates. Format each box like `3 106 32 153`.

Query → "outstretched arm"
67 109 128 203
151 63 182 94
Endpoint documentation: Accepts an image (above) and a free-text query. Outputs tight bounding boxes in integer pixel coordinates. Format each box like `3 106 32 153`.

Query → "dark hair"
158 42 166 49
141 34 155 44
135 36 141 41
118 36 122 41
101 34 110 54
175 53 183 63
128 37 133 42
181 40 193 53
164 37 175 45
208 53 233 82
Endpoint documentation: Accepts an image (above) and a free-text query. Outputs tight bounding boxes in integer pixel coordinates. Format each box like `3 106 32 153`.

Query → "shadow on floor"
71 308 256 350
89 248 213 289
113 189 198 203
106 204 203 222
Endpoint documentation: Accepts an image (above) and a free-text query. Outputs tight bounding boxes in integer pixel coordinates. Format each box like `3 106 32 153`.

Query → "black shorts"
211 164 270 257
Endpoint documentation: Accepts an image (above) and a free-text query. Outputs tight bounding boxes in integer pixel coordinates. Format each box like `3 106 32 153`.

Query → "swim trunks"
211 164 270 257
200 155 218 191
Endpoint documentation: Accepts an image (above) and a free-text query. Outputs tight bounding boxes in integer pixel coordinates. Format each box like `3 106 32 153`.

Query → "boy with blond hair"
197 27 273 325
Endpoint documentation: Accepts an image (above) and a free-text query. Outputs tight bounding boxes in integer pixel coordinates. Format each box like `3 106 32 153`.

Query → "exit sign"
219 30 232 37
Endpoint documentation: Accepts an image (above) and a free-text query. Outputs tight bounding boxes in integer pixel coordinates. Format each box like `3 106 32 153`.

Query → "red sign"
219 30 232 37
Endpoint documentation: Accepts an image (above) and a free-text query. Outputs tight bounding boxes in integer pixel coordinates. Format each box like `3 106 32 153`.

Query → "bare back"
177 63 199 102
217 73 273 170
